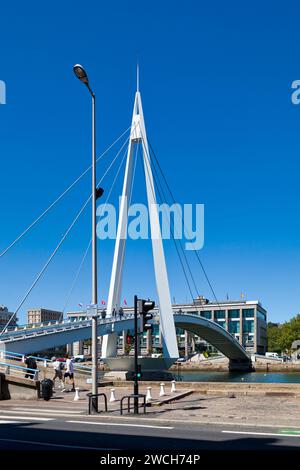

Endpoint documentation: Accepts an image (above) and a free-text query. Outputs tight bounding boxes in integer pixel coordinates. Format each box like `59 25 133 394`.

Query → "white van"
265 352 279 358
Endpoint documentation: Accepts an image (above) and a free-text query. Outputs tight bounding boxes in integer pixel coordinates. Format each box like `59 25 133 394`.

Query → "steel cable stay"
61 140 131 317
0 125 132 259
141 132 221 308
0 135 131 335
137 141 196 303
148 146 201 299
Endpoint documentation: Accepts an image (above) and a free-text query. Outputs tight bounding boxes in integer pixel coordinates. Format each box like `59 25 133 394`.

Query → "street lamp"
73 63 100 398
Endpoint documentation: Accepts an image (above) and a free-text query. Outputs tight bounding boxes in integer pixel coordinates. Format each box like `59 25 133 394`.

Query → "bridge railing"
0 349 92 374
0 313 136 342
0 361 39 381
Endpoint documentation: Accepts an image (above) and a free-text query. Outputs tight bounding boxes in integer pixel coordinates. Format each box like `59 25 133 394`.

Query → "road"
0 407 299 456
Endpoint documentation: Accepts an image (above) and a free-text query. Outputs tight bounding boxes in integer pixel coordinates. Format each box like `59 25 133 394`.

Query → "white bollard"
159 383 166 397
146 386 153 403
44 360 47 368
109 388 116 402
74 387 80 401
171 380 177 393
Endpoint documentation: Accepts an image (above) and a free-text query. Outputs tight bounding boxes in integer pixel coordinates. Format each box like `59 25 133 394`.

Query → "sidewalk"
2 384 300 429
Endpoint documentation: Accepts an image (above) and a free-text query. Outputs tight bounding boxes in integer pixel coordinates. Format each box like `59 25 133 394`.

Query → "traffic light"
133 364 143 380
138 299 155 333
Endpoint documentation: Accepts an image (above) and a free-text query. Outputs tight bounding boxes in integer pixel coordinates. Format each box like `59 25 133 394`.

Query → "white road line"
222 430 300 438
0 438 117 450
67 420 174 430
0 415 54 421
12 408 83 414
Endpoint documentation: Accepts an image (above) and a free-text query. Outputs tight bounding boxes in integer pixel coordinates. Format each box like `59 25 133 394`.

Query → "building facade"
0 305 17 330
67 297 267 356
27 308 63 324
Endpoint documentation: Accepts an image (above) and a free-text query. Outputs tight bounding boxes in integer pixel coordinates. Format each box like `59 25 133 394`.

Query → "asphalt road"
0 408 300 454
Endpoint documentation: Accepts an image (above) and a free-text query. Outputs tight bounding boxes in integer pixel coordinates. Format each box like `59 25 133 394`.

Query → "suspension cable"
0 137 129 335
138 142 195 302
146 137 221 307
0 126 131 259
61 141 130 317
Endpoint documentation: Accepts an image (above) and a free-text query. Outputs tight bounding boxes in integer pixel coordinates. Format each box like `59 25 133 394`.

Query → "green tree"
267 323 282 352
267 314 300 353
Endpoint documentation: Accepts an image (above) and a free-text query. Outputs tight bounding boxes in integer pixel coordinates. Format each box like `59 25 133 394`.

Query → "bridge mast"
102 71 179 360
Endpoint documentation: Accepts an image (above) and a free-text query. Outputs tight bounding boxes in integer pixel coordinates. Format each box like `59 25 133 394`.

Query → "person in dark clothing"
24 355 37 379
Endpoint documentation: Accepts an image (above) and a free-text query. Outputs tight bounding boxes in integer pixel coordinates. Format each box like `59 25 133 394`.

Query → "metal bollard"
74 388 80 401
109 388 116 402
33 370 39 381
171 380 177 393
159 383 166 397
146 386 152 403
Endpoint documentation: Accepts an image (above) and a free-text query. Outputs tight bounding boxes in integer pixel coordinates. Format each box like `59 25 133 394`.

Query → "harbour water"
174 370 300 383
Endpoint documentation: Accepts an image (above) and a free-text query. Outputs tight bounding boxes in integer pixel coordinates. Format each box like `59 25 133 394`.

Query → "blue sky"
1 0 300 324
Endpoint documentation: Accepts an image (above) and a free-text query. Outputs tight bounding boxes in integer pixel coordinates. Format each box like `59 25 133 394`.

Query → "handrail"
0 349 92 373
0 361 37 373
0 314 135 341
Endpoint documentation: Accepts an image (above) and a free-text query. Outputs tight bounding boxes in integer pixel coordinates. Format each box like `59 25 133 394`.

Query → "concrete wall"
0 373 40 400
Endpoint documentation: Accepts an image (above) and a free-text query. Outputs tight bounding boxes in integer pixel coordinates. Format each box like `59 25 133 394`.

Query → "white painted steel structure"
102 82 179 360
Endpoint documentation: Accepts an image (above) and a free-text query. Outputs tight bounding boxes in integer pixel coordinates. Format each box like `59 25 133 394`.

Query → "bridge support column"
184 331 190 359
101 333 118 358
191 334 196 354
73 341 84 356
122 330 127 355
66 343 73 355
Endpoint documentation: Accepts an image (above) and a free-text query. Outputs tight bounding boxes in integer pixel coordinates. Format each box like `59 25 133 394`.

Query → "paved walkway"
2 384 300 428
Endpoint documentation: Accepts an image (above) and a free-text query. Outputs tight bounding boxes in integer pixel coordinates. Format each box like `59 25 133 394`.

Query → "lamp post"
73 64 101 397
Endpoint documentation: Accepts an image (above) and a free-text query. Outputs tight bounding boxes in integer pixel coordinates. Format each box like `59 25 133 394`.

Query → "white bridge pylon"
101 84 179 360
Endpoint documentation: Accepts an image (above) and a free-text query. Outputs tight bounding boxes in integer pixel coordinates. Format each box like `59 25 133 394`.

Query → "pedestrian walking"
52 357 64 389
62 354 75 392
24 355 37 379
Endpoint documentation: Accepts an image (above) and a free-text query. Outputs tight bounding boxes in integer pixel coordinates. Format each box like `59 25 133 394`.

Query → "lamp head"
73 64 89 85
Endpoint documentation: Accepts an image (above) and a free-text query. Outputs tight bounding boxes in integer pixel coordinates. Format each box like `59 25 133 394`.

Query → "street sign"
86 304 99 317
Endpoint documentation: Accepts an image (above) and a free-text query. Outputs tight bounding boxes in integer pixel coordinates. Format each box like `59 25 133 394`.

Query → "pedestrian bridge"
0 313 251 370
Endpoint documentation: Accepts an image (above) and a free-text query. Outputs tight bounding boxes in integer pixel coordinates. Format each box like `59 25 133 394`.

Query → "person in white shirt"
52 357 64 389
62 354 75 392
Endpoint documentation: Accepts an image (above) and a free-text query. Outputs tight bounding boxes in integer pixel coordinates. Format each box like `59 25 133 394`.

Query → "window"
214 310 226 319
216 320 226 329
243 319 254 333
200 310 212 319
242 309 254 318
256 310 266 322
229 320 240 334
228 309 240 319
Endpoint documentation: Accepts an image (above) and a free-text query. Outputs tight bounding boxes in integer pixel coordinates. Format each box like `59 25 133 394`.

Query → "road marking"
12 408 83 414
222 430 300 438
279 429 300 435
0 415 54 422
67 420 174 430
0 438 117 450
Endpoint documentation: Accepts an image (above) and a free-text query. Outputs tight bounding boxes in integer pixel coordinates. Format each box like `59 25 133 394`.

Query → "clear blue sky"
0 0 300 324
